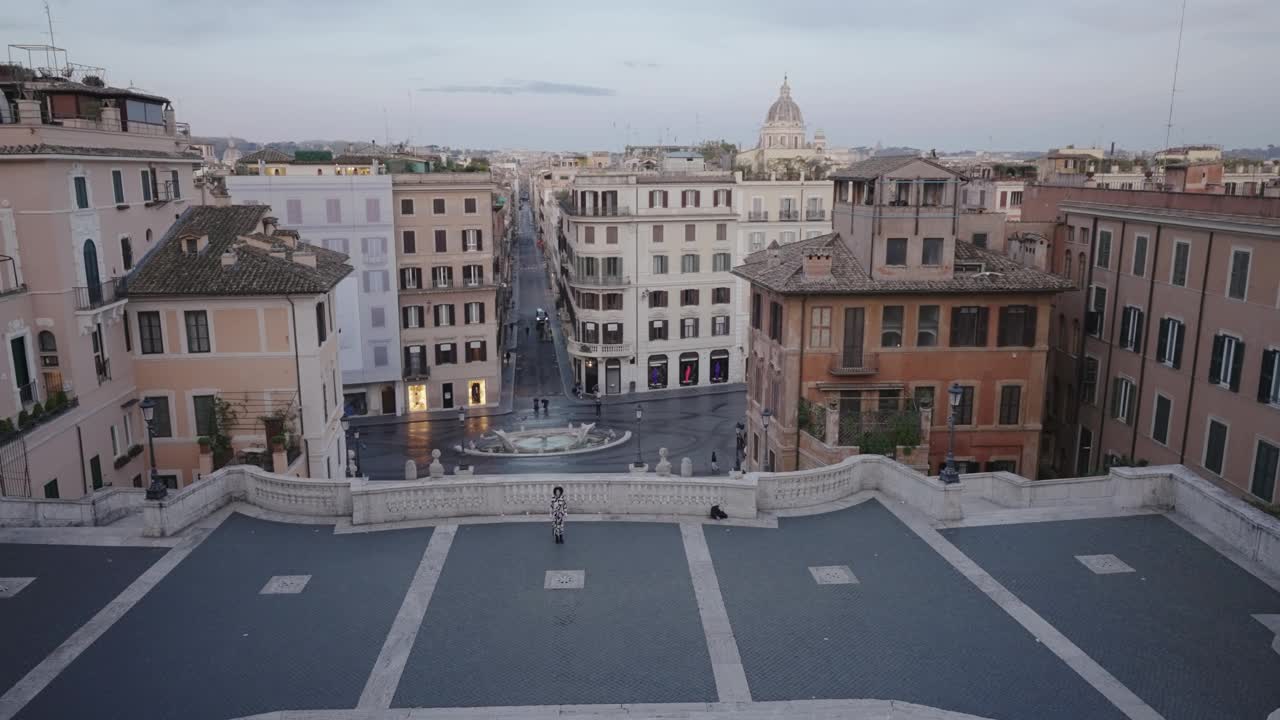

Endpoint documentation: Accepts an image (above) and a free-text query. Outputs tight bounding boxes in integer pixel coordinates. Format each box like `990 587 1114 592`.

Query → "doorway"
381 386 396 415
83 239 102 305
10 336 31 404
441 382 454 409
584 360 598 395
605 359 621 394
842 307 864 368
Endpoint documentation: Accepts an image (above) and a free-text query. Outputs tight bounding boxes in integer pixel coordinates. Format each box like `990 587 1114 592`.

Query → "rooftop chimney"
262 216 279 235
292 251 317 268
766 241 781 268
220 250 238 268
803 248 833 279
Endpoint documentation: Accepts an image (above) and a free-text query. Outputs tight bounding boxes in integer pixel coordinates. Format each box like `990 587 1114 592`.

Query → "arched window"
38 330 57 353
1058 314 1066 349
120 236 133 270
709 350 730 384
1077 252 1086 289
1064 249 1072 280
83 239 101 304
145 228 153 244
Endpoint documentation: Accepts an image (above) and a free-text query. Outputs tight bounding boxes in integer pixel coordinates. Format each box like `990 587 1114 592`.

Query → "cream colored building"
124 205 351 484
557 173 743 394
735 78 862 175
392 172 502 413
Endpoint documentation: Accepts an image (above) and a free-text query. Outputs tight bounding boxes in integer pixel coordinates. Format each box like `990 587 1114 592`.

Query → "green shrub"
30 402 44 419
0 418 12 433
17 410 30 428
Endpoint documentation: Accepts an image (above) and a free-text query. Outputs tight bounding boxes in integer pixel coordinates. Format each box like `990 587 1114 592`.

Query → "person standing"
711 451 719 474
550 486 567 544
541 398 549 414
533 397 539 415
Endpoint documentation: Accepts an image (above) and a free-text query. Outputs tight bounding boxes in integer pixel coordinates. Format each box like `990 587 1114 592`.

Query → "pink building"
0 57 197 498
1028 185 1280 504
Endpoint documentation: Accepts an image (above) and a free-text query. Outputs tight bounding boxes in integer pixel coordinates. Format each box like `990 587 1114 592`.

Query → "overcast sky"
7 0 1277 151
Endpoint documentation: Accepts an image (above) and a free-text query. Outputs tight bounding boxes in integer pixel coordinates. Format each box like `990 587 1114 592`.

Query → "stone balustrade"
352 474 756 525
756 454 963 521
0 487 144 528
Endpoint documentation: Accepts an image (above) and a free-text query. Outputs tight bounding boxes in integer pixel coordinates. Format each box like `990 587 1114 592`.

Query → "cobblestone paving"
704 499 1124 719
0 544 165 698
944 514 1280 720
393 521 716 708
14 515 433 720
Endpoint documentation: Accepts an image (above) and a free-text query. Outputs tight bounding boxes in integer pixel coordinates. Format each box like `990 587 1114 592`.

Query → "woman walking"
550 486 567 544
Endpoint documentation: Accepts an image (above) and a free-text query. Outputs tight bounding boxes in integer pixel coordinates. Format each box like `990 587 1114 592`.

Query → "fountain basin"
459 424 632 457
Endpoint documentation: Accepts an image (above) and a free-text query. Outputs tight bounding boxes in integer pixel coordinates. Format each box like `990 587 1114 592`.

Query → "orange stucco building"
734 156 1071 475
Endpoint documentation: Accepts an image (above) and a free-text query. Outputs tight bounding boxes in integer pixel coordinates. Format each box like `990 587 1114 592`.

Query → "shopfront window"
679 352 699 386
648 355 668 389
710 350 729 383
407 384 428 412
468 380 486 405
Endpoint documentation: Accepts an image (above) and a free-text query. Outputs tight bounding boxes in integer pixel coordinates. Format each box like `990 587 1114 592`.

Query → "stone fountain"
462 422 628 457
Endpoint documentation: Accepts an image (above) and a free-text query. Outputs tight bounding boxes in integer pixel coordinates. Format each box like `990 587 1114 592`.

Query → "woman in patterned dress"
550 486 567 544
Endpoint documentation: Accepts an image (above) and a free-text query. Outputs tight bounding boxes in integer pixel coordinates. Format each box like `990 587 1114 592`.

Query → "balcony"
779 209 800 221
74 278 124 311
828 353 878 376
560 200 633 217
747 211 769 222
568 273 629 289
403 362 431 380
806 209 827 221
568 341 633 358
95 357 111 383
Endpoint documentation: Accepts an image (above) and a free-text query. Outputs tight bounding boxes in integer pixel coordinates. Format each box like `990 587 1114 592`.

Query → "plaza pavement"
2 495 1279 719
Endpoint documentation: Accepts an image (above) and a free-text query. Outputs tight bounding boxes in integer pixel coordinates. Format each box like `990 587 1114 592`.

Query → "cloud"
418 80 615 96
622 60 661 69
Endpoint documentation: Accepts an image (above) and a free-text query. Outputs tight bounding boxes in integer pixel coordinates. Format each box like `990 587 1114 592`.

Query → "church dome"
765 77 803 125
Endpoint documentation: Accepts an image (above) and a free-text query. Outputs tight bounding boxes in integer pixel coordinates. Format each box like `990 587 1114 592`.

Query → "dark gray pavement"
15 515 433 720
393 522 716 708
352 199 744 480
704 499 1124 719
944 515 1280 720
0 544 165 698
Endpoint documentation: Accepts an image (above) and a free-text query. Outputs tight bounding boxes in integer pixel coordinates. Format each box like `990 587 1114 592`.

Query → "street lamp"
634 404 643 467
140 397 166 501
939 383 963 485
761 408 773 472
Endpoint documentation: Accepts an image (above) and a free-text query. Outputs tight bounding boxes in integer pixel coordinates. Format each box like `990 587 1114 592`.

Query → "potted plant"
128 444 144 458
30 402 44 421
17 410 31 429
270 434 287 452
113 454 131 470
197 436 212 453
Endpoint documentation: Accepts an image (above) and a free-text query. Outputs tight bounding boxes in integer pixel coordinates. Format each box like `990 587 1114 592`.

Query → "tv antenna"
1163 0 1187 150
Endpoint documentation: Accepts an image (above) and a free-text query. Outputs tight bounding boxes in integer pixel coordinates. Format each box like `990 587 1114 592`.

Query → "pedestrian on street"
533 397 539 415
541 398 548 414
550 486 567 544
711 451 719 474
594 395 602 418
525 326 530 339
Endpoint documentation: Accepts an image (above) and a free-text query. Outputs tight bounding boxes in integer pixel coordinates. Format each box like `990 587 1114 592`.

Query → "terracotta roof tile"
732 233 1073 296
124 205 351 297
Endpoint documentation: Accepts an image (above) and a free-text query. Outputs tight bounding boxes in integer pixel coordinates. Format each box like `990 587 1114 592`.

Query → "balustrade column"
824 399 840 446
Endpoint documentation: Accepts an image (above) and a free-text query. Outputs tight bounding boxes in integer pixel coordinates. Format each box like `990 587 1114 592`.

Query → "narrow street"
356 198 745 479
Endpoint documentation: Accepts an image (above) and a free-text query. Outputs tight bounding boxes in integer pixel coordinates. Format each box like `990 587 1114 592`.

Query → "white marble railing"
755 454 963 521
351 474 756 525
0 487 144 528
961 471 1114 508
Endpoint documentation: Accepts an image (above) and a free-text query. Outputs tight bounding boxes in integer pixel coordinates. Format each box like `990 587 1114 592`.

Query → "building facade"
392 172 503 413
225 159 398 416
0 60 199 498
557 173 743 395
734 156 1070 475
1025 184 1280 504
124 206 351 484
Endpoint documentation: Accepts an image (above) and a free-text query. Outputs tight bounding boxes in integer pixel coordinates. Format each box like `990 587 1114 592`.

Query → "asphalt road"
357 199 745 480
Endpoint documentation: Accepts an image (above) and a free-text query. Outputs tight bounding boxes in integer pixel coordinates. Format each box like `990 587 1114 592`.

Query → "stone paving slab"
703 499 1123 719
393 522 716 708
943 514 1280 720
14 513 433 720
0 543 166 698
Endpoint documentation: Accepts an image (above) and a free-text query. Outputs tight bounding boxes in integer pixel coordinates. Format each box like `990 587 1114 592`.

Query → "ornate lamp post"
634 404 643 467
939 383 963 485
761 408 773 472
140 398 167 501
